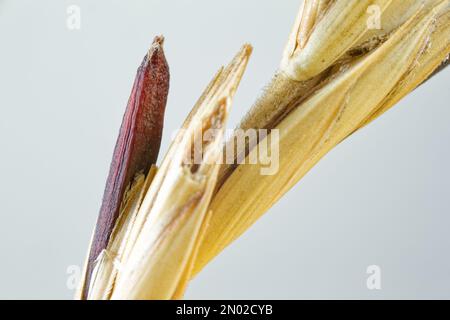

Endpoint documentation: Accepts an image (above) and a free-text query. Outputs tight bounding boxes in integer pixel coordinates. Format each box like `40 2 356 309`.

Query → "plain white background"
0 0 449 299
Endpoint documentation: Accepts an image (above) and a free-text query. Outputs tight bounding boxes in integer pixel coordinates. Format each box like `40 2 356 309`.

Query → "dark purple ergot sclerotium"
83 36 170 299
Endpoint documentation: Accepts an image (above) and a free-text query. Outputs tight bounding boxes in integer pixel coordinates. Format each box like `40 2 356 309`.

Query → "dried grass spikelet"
281 0 395 81
281 0 446 81
107 45 252 300
216 1 438 186
192 0 450 275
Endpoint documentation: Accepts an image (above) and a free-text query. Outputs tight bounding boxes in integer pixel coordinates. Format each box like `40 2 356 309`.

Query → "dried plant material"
170 210 211 300
281 0 446 81
192 1 450 276
215 69 327 189
109 45 252 300
351 0 443 52
294 0 333 50
82 36 170 298
217 0 449 193
281 0 393 81
359 6 450 127
87 167 157 300
79 1 449 300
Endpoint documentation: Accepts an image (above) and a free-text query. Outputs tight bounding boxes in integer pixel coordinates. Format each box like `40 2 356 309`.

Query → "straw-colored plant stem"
192 0 450 276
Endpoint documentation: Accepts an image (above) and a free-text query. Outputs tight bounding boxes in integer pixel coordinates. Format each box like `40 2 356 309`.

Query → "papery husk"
281 0 447 81
281 0 394 81
86 167 156 300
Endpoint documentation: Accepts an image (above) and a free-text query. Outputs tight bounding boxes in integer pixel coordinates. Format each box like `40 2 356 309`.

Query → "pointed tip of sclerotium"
153 35 165 47
147 35 165 58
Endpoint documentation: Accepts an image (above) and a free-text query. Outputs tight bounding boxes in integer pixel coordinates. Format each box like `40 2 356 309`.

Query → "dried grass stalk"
192 0 450 276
